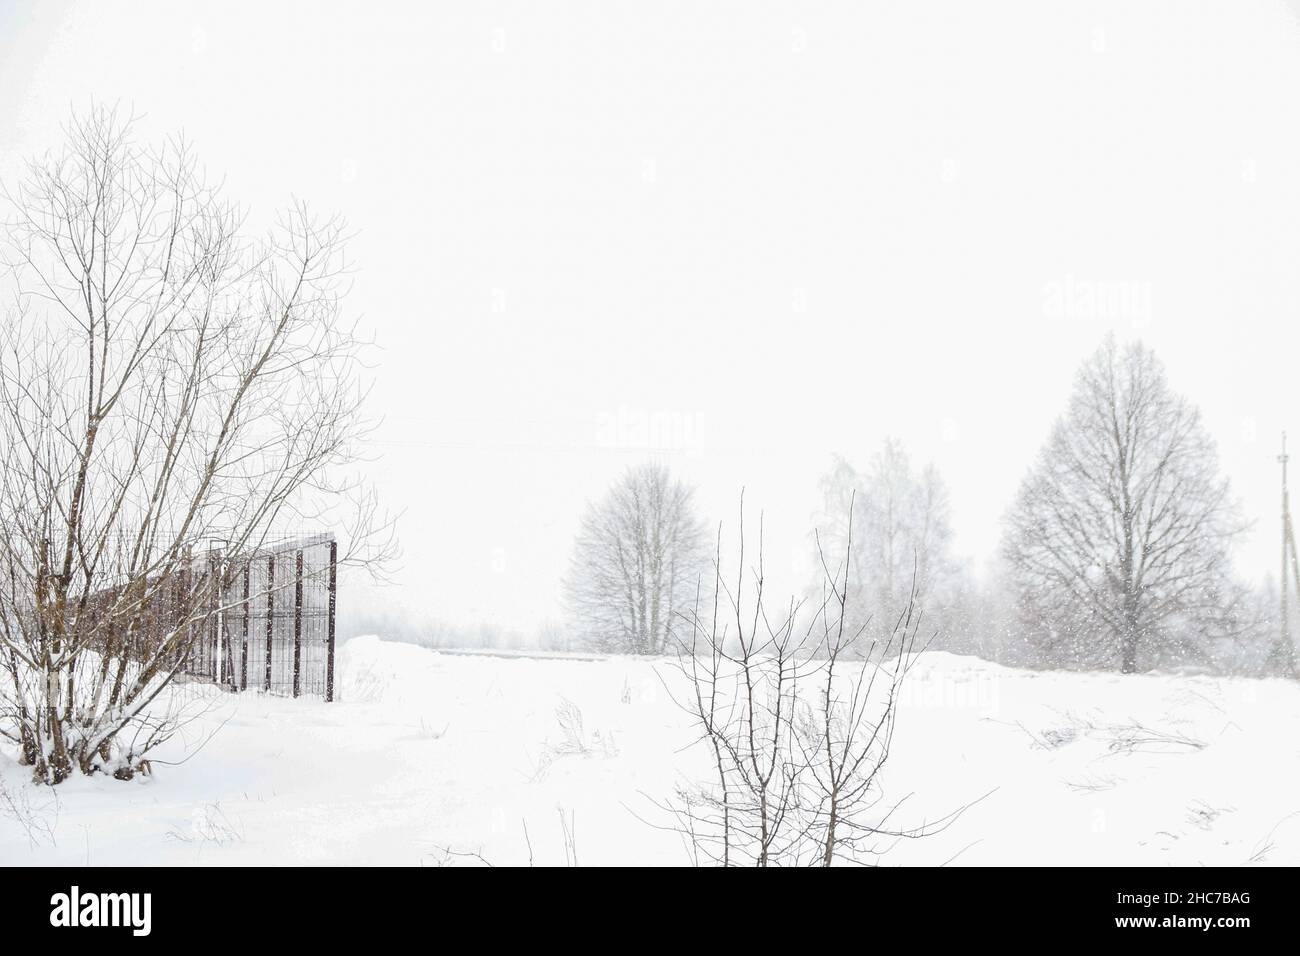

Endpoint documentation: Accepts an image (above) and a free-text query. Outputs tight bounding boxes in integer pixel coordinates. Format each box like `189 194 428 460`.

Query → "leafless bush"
165 801 245 852
424 844 496 868
1001 720 1081 751
0 770 59 848
1248 811 1300 864
659 493 976 866
427 812 580 867
0 107 395 783
1003 709 1207 756
1104 720 1206 755
344 660 388 704
529 698 618 781
1185 798 1233 830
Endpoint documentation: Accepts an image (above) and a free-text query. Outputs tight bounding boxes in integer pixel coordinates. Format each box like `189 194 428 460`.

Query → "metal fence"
183 533 338 701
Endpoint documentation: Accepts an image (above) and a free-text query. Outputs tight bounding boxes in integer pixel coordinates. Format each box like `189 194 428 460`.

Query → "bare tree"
564 463 707 655
814 439 958 646
1002 337 1248 673
0 108 390 783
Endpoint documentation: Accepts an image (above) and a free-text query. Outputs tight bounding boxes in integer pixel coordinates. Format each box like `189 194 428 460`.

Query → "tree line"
566 337 1285 677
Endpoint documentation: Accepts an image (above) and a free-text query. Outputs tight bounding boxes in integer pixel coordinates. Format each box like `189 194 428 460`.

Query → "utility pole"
1281 433 1289 659
1279 433 1298 676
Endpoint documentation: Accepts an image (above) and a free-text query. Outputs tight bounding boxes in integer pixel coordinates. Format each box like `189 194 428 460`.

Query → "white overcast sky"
3 1 1300 634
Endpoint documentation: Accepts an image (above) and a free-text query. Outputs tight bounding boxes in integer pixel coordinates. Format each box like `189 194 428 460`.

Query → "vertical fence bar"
221 554 235 689
206 555 213 680
241 562 250 690
210 551 222 684
326 539 337 702
292 549 304 698
264 555 275 692
172 571 181 670
180 547 192 672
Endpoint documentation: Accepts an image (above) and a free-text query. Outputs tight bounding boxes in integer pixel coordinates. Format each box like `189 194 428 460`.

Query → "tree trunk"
1119 622 1139 674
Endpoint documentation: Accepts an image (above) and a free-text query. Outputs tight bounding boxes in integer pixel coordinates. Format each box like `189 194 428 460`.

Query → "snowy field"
2 635 1298 867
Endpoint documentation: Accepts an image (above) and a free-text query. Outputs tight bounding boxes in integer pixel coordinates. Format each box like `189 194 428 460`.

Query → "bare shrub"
0 769 59 848
660 493 978 866
343 661 388 705
529 698 617 781
1002 709 1207 756
0 108 394 783
165 801 245 853
427 812 579 867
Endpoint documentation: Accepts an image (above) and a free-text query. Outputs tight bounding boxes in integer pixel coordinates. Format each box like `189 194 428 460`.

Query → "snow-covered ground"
2 635 1298 866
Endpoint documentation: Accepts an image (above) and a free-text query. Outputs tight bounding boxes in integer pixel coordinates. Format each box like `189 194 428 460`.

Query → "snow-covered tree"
1002 337 1248 673
0 109 384 783
564 463 708 654
813 439 958 646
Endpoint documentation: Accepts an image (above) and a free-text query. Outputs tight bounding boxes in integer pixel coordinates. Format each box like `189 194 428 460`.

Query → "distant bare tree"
0 108 391 784
1002 337 1248 673
814 439 958 646
564 463 707 655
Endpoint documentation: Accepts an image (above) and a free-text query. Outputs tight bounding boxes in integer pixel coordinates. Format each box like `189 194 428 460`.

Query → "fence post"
172 570 181 669
210 551 222 684
265 555 275 692
326 539 337 702
180 546 192 671
241 562 250 690
292 549 303 698
222 553 235 689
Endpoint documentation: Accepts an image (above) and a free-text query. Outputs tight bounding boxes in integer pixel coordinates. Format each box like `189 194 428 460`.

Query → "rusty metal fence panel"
180 533 338 701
